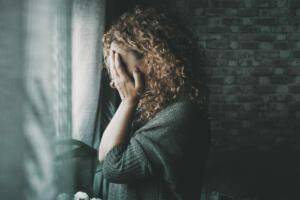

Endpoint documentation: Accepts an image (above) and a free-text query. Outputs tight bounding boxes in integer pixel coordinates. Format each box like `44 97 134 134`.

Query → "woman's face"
109 41 148 81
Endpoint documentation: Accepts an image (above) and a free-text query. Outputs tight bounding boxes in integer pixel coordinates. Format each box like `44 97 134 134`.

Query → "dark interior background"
1 0 299 199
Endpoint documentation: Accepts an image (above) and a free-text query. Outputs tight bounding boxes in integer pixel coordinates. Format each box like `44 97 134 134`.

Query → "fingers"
133 68 143 91
109 50 119 80
114 53 130 81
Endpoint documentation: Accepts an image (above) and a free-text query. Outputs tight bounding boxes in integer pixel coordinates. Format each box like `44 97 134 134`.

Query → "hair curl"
102 6 209 128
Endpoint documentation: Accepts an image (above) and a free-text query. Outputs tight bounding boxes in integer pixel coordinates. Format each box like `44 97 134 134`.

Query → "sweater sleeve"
102 100 206 184
102 136 154 183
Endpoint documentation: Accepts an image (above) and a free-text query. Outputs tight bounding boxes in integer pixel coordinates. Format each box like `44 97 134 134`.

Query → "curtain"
72 0 116 150
21 0 118 198
0 0 25 199
0 0 140 199
23 0 73 199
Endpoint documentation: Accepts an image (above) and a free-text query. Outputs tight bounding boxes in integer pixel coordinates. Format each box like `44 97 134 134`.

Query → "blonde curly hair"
102 6 208 128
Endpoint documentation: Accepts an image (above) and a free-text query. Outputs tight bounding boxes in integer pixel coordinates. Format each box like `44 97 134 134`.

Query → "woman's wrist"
121 98 138 108
98 98 138 162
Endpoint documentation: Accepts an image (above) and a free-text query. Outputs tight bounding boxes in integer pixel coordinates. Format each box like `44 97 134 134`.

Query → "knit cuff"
104 143 128 164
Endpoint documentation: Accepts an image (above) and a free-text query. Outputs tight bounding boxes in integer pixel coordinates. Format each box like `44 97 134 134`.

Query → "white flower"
74 191 89 200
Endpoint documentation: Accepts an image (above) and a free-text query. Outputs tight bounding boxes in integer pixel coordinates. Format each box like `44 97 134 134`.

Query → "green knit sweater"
102 100 211 200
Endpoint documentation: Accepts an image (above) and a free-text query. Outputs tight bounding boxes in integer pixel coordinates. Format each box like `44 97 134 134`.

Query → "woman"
98 6 211 200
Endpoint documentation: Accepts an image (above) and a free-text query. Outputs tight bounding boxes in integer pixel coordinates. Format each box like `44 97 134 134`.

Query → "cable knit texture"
102 100 211 200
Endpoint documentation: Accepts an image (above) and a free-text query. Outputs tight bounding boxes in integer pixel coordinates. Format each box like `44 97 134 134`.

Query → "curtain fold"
72 0 118 150
71 0 120 195
23 0 73 199
0 0 25 199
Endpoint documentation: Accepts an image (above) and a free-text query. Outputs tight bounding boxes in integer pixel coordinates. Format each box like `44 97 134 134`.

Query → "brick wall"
169 0 300 150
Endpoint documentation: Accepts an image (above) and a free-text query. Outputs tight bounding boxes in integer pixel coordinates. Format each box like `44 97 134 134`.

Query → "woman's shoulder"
135 100 205 131
130 99 210 146
166 99 201 114
156 99 204 120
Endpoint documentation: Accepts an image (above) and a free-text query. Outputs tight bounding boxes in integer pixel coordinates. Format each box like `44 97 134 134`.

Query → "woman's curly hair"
102 6 208 128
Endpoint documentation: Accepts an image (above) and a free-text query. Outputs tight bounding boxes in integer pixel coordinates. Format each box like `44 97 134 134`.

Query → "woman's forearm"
98 100 137 162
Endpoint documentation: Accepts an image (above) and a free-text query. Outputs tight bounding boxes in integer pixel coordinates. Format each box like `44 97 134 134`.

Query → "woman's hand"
110 50 144 104
98 50 144 162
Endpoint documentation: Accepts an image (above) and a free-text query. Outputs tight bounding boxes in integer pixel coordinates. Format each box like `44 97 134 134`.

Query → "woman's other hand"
110 50 144 104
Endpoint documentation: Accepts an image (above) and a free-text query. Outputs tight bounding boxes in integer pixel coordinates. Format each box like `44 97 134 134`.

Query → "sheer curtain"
0 0 25 199
23 0 120 198
0 0 136 198
23 0 73 199
72 0 114 150
71 0 119 194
